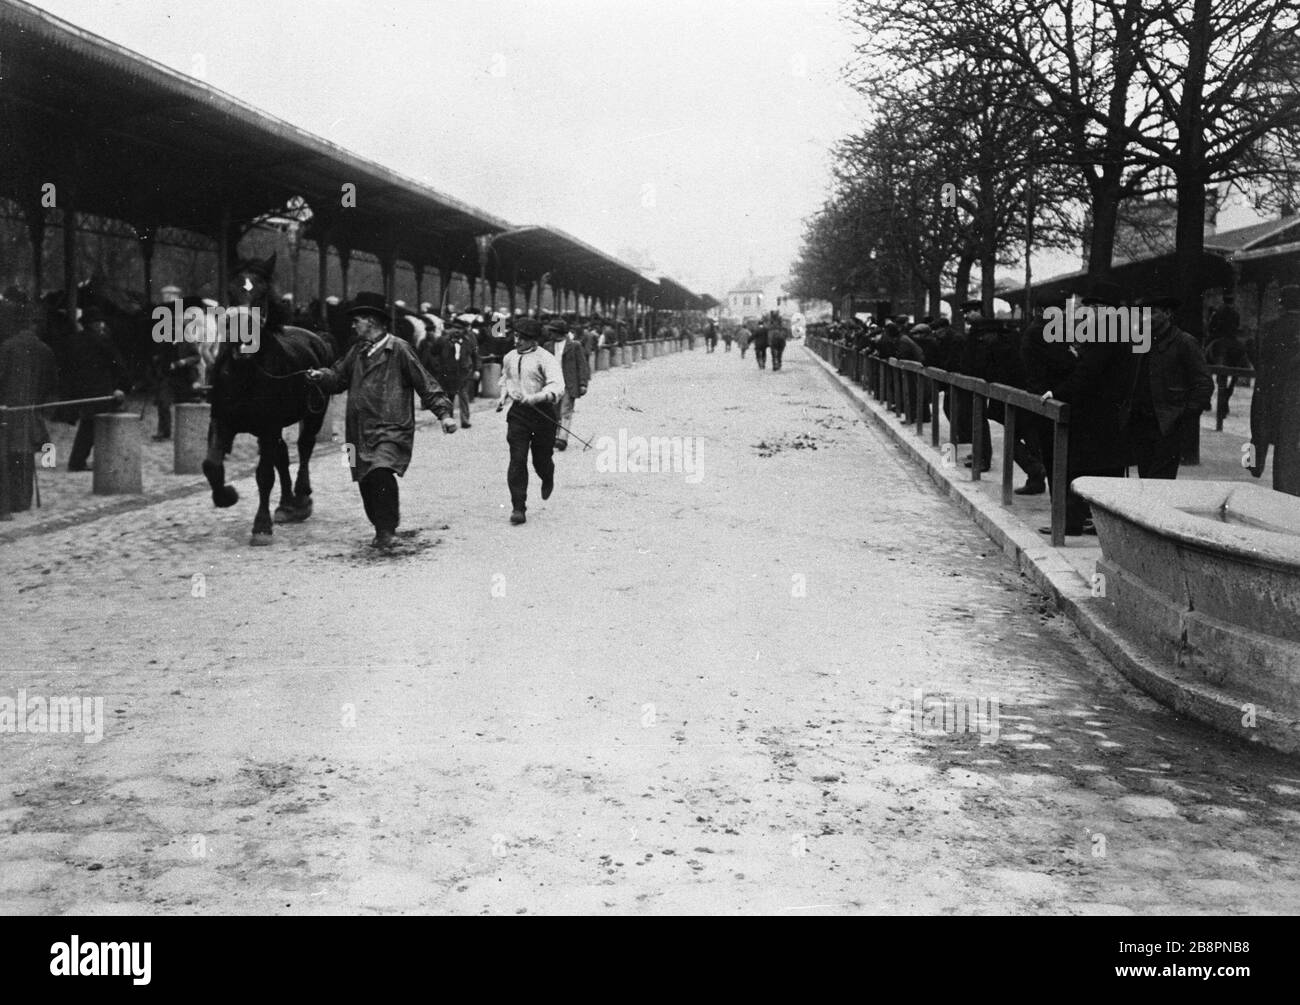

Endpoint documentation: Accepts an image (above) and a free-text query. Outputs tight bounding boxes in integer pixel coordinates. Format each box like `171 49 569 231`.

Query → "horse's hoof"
274 498 313 523
249 532 273 547
214 486 239 508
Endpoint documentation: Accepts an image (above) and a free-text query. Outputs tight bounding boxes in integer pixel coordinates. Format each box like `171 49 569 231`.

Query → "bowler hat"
545 319 569 336
1281 285 1300 311
347 291 390 322
514 317 542 341
1081 279 1127 307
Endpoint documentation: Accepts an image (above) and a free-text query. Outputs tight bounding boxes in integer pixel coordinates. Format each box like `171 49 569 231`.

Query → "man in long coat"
0 304 59 511
418 315 480 428
307 292 457 549
1127 295 1213 479
768 316 788 371
1250 284 1300 496
1041 280 1140 535
65 306 129 471
752 319 770 369
543 319 589 452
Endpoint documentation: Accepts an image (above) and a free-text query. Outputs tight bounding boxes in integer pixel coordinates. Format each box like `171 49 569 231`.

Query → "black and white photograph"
0 0 1296 948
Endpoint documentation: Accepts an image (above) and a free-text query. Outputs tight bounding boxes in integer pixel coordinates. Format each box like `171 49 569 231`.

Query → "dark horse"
202 254 334 546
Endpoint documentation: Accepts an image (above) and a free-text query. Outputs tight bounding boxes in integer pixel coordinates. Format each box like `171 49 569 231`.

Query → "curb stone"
804 345 1300 758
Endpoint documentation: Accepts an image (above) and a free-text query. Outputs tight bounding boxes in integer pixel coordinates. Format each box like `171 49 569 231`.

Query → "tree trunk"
1174 174 1208 338
954 251 975 334
1087 183 1123 279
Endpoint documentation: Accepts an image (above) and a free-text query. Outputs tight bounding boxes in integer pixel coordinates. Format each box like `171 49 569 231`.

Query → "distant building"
722 273 832 324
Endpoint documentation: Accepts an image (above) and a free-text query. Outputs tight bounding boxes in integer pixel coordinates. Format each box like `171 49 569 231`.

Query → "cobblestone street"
2 345 1298 915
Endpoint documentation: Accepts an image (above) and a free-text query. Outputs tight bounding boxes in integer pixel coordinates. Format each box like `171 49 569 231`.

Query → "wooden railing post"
0 408 11 521
1002 402 1016 505
1051 409 1069 548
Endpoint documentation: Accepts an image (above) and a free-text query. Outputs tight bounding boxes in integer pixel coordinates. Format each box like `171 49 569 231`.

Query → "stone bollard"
92 413 143 495
173 402 209 474
588 350 596 373
623 344 633 367
596 347 610 371
612 346 624 367
479 362 501 398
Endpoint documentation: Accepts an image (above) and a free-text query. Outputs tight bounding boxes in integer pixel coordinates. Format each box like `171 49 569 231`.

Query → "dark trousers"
1214 374 1235 428
506 406 555 511
1131 428 1182 479
770 342 785 370
439 375 473 425
156 380 174 436
1066 462 1125 531
1276 440 1300 497
755 345 767 369
943 390 992 466
1012 423 1046 483
3 451 35 512
358 467 399 533
69 402 119 468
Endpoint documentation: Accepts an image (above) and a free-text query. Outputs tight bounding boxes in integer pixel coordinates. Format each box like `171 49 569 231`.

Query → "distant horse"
202 254 334 546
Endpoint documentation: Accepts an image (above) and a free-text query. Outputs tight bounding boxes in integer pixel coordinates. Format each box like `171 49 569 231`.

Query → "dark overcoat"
0 327 59 451
1050 338 1142 470
317 335 451 481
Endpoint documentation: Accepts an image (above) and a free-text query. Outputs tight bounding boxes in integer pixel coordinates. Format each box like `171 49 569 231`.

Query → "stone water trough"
1072 477 1300 752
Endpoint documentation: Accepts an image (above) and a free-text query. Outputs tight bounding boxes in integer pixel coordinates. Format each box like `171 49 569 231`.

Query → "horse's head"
227 253 277 309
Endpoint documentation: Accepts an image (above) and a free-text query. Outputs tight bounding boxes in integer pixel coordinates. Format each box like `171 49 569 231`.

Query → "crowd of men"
0 278 719 535
813 281 1300 522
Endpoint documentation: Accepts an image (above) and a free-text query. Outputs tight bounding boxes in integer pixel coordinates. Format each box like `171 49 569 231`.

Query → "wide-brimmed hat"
1081 279 1127 307
1280 285 1300 311
545 319 569 336
347 291 389 321
960 299 982 313
1136 294 1180 311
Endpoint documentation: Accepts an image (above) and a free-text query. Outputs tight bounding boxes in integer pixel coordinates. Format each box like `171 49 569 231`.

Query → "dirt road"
2 344 1298 914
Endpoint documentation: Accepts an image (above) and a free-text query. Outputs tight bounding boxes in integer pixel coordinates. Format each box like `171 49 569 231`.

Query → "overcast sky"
34 0 867 297
30 0 1272 302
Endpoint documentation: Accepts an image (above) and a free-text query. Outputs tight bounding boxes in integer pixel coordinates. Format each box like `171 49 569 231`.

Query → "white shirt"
499 345 564 406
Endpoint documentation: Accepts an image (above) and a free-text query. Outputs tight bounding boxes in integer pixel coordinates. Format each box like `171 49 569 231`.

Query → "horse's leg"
293 409 325 517
250 434 277 545
272 437 296 522
202 418 239 508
